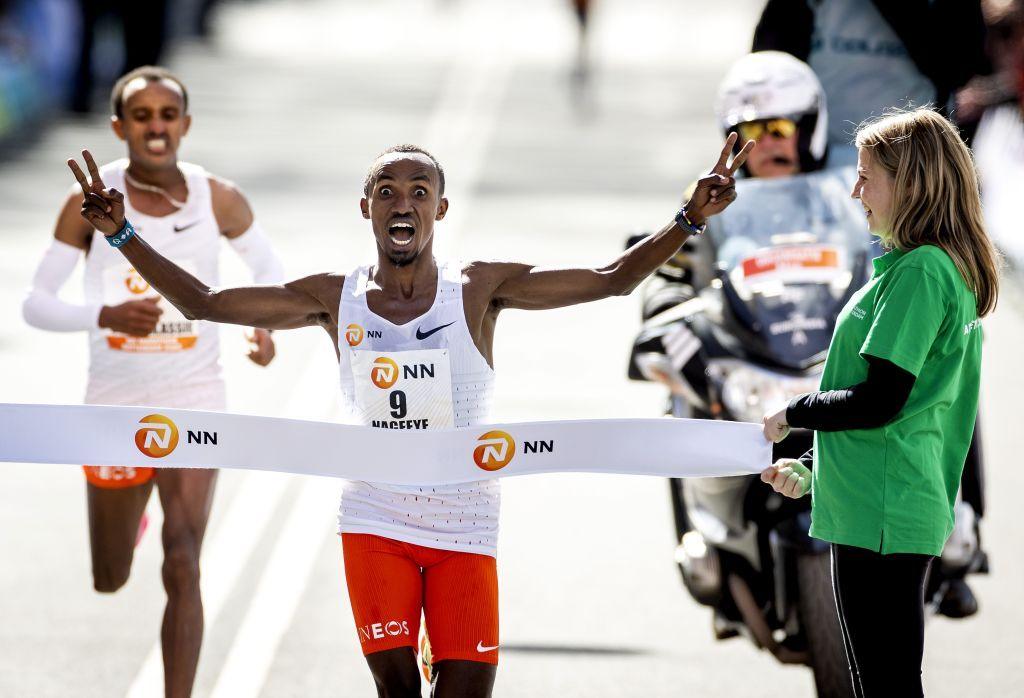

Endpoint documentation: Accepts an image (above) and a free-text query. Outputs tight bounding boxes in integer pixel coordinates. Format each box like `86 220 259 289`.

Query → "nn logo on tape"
134 414 218 459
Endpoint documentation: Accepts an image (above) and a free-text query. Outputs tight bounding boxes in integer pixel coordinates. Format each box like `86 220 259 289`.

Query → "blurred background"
0 0 1022 696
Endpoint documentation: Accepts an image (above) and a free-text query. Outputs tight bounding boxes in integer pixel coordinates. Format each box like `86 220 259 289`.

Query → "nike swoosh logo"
476 641 499 653
173 221 200 233
415 321 455 340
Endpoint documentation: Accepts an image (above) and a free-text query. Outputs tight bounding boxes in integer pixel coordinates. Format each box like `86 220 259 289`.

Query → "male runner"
25 66 285 698
66 135 752 697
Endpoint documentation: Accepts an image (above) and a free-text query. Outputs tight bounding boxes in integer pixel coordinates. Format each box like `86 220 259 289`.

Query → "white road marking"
207 479 340 698
419 2 513 259
124 471 295 698
124 340 337 698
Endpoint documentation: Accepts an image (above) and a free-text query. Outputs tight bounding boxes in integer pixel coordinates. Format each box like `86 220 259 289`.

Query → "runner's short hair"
110 66 189 118
364 145 446 197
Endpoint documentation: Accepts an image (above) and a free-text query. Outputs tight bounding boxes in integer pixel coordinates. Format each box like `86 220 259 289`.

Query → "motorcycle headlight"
709 360 821 423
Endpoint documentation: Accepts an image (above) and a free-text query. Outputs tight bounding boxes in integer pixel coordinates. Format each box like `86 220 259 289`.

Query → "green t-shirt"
809 245 982 556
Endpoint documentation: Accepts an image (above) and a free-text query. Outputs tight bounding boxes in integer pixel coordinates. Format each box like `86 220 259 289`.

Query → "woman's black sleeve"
785 357 915 431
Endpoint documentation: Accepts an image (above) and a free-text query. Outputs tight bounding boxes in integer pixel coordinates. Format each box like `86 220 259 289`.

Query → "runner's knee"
161 540 201 595
92 562 131 593
372 670 421 698
432 660 496 698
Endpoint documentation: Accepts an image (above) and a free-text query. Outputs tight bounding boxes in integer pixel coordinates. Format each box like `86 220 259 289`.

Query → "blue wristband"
107 219 136 248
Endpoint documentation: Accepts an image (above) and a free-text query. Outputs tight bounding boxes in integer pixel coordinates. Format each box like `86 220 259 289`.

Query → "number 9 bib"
349 349 455 430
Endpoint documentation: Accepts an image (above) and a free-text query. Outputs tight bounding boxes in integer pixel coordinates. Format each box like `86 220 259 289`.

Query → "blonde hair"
855 108 1000 317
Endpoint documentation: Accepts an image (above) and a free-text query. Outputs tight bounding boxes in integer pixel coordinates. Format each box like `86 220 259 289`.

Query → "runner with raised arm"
24 66 285 698
67 134 752 698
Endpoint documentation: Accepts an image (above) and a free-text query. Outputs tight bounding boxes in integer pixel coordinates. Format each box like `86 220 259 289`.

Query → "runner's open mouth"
388 221 415 247
145 138 169 155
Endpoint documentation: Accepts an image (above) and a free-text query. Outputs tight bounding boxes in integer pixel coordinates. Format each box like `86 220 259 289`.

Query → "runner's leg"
365 648 422 698
85 476 154 591
156 468 218 698
343 534 424 697
422 549 498 698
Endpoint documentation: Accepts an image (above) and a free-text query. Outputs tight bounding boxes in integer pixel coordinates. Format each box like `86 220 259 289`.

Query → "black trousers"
831 544 935 698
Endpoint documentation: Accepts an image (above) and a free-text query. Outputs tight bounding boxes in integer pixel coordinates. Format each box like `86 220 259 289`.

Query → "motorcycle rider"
649 51 834 307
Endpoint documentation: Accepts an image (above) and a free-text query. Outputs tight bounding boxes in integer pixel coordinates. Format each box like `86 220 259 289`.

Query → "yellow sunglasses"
736 118 798 142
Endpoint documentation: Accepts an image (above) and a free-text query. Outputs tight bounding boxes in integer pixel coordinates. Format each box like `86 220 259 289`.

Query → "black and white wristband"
674 207 706 236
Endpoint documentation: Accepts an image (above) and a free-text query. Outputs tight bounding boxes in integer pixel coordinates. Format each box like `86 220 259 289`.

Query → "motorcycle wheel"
796 552 856 698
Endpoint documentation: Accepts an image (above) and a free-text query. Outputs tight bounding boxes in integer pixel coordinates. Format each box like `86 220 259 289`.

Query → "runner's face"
744 128 800 178
852 148 894 235
361 154 448 268
111 78 190 170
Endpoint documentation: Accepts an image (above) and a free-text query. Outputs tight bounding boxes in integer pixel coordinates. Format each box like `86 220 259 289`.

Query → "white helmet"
715 51 829 171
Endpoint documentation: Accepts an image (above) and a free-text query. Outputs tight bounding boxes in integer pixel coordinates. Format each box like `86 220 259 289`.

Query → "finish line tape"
0 403 771 484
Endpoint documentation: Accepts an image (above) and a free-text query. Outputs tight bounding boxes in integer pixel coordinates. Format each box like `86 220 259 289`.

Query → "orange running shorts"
341 533 499 664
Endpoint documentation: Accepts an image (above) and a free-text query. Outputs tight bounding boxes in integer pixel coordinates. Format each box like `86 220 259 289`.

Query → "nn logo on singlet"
346 323 382 347
135 414 218 458
370 357 400 389
369 356 437 390
124 268 150 295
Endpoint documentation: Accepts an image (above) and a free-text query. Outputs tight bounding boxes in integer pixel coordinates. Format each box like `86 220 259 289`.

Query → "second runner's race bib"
101 262 199 352
350 348 455 430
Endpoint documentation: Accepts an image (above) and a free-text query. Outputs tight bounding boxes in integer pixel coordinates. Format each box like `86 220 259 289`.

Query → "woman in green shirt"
760 108 1000 697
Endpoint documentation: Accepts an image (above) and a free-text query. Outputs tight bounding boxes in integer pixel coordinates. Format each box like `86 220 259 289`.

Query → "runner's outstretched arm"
67 150 337 331
488 134 753 311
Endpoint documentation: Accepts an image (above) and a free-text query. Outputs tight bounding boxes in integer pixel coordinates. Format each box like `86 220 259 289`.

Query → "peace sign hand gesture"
68 150 126 237
684 132 755 225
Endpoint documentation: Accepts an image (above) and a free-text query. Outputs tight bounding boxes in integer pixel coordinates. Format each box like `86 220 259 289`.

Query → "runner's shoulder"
289 270 344 290
461 259 530 287
205 172 254 237
459 260 534 312
56 185 94 249
276 271 344 326
290 271 345 303
205 171 245 200
99 157 128 178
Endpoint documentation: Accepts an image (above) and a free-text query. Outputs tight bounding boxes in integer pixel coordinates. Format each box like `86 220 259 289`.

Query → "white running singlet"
82 159 225 410
336 261 499 556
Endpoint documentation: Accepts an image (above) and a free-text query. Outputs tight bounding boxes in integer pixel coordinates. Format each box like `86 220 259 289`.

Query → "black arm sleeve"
751 0 814 60
786 357 915 431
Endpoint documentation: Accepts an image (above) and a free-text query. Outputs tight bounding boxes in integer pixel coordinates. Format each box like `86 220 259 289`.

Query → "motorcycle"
628 169 871 697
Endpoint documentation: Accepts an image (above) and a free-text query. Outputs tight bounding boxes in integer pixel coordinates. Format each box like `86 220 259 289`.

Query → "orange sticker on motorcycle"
742 245 840 278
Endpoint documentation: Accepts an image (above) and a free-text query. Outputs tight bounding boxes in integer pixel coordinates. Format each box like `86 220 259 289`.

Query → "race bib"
350 349 455 430
102 262 199 352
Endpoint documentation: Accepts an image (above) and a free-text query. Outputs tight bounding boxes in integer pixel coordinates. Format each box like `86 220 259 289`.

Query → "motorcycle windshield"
705 168 874 370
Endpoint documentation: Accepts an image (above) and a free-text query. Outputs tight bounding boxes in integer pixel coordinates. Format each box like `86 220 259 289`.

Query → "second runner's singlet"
82 159 225 410
336 261 499 556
